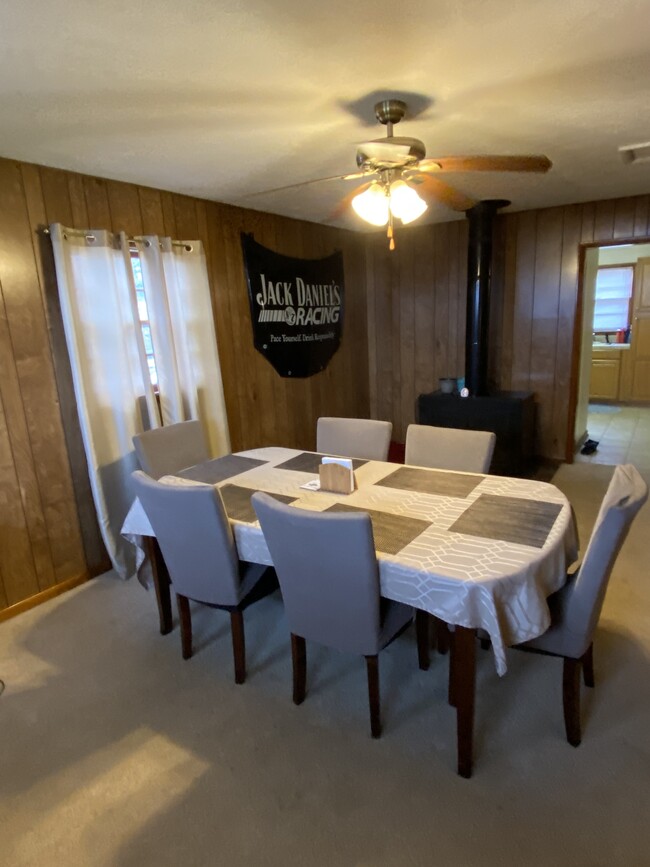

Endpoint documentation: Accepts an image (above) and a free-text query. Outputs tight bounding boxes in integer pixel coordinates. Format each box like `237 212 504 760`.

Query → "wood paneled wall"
366 221 468 442
0 157 368 613
366 194 650 460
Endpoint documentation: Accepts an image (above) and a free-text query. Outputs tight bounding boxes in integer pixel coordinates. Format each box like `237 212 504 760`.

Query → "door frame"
565 234 650 463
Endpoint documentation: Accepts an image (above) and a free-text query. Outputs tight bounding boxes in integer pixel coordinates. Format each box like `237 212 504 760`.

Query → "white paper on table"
299 479 321 491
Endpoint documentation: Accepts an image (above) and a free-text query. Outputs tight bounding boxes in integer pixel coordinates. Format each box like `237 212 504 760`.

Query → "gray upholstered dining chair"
513 463 647 746
131 470 270 683
252 491 428 738
405 423 496 473
316 417 393 462
133 419 209 479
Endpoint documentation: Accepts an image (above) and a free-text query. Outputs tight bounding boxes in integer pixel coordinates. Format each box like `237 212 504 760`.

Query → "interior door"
628 257 650 401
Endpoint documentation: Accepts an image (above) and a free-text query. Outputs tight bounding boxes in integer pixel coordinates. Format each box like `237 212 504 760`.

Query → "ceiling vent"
618 141 650 164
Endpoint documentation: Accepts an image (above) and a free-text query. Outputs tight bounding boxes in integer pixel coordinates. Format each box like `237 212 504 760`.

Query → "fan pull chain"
387 211 395 251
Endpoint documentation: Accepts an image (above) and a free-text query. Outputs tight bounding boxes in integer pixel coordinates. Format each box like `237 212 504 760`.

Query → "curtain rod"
41 227 193 249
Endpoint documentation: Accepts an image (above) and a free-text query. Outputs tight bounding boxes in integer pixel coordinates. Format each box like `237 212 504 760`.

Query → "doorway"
573 241 650 464
575 403 650 470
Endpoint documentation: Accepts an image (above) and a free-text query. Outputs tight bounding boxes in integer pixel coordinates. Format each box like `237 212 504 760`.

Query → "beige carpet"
1 463 649 867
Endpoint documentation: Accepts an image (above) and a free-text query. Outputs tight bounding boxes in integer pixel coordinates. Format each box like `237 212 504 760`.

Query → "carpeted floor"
1 462 649 866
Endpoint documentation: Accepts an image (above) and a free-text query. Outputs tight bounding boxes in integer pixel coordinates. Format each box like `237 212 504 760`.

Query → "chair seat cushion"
518 579 588 658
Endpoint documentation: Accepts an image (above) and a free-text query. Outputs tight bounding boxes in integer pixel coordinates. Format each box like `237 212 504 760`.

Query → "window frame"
592 263 634 337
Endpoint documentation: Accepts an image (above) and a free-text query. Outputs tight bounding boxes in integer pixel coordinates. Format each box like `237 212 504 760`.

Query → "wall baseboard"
0 573 90 623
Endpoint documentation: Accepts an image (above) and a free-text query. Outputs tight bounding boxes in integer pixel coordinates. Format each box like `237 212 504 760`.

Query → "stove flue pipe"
464 199 510 396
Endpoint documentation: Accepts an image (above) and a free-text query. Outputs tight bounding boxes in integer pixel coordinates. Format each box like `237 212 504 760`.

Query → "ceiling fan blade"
328 180 375 222
411 174 476 212
245 171 369 198
422 155 553 173
340 171 371 181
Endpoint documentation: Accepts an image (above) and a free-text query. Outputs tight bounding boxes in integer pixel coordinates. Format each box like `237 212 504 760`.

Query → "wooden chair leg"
176 594 192 660
365 654 381 738
416 610 430 671
291 634 306 705
230 610 246 685
563 657 582 747
582 643 595 688
433 616 450 654
146 536 173 635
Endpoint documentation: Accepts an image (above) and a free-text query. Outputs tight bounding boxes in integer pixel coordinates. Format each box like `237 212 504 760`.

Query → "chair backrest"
252 492 382 655
131 470 241 606
405 424 496 473
559 464 647 657
132 420 209 479
316 417 392 462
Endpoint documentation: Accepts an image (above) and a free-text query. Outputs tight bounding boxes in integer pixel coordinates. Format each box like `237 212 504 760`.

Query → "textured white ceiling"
1 0 650 229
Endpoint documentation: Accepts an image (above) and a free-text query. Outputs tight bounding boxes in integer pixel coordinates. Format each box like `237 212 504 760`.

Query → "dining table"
121 446 579 777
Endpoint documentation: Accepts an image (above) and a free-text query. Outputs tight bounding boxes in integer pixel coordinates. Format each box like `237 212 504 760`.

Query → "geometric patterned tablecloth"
121 447 579 676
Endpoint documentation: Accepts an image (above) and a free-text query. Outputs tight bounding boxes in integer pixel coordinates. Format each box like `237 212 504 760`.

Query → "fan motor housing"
356 136 427 171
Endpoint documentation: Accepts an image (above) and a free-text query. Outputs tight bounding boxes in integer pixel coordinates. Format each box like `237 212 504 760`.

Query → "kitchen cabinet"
616 258 650 402
628 258 650 400
590 348 623 400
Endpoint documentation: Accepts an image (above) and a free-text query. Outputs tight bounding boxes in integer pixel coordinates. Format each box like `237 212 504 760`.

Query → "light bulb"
389 179 427 224
352 183 389 226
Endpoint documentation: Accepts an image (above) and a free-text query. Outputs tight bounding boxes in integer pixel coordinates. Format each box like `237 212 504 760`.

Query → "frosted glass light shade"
352 183 389 226
389 179 427 224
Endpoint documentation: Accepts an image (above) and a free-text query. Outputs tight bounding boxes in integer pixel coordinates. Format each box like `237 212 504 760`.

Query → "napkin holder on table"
319 458 356 495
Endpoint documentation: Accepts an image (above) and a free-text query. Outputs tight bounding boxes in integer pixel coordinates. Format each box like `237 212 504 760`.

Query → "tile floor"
575 403 650 469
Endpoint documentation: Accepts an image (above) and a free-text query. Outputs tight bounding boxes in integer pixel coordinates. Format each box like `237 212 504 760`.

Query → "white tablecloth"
121 447 578 675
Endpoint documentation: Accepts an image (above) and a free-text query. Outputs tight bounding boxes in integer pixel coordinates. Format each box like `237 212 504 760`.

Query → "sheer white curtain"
50 225 230 578
137 237 230 456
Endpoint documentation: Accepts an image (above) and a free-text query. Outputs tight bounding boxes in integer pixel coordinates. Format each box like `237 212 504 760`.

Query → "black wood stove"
417 200 535 476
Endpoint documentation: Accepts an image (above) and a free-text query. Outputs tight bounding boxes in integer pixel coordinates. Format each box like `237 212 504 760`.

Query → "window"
130 252 159 387
593 266 634 335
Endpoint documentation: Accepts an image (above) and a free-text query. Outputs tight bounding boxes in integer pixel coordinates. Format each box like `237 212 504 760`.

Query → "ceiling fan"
252 99 552 249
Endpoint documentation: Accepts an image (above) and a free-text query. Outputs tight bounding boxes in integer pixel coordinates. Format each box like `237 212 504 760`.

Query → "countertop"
592 343 630 350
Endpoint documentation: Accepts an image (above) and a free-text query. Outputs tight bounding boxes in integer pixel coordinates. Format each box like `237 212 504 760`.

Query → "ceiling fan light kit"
351 182 390 225
351 177 428 228
389 179 428 224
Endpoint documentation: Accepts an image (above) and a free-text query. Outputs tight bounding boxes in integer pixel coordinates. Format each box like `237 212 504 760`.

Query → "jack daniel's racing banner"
241 233 345 378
